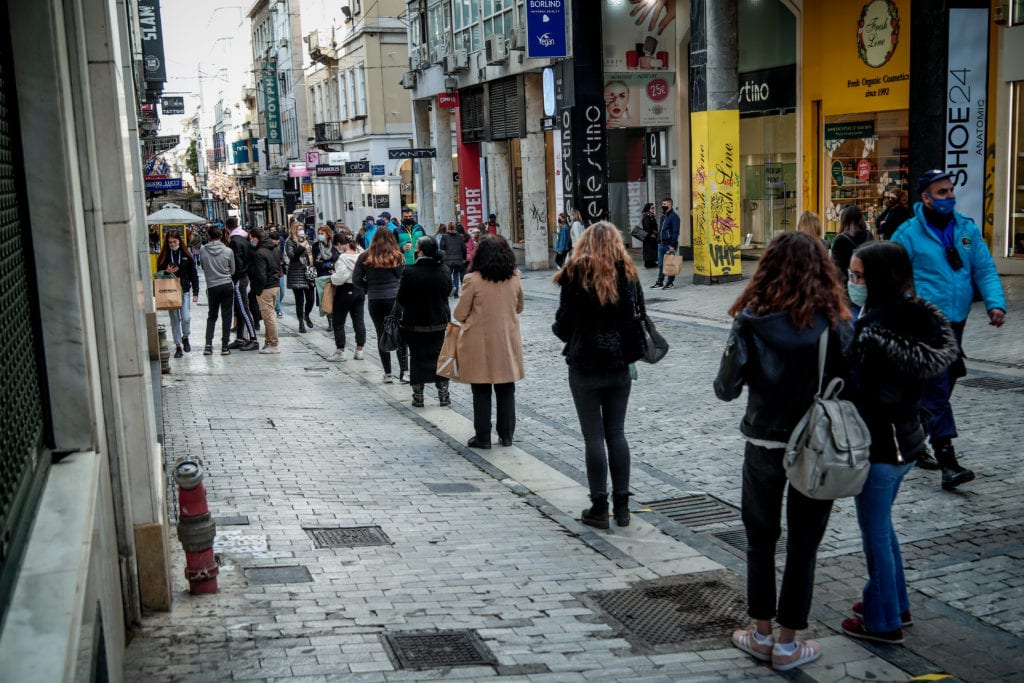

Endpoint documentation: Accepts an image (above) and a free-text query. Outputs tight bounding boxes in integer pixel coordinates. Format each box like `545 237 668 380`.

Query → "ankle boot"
581 494 609 529
916 449 940 470
326 314 334 332
935 440 975 490
436 379 450 406
298 321 307 333
411 383 425 407
612 492 632 527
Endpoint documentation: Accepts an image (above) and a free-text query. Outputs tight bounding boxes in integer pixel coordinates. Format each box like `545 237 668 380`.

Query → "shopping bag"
153 272 182 310
321 281 335 314
315 276 332 316
662 252 683 276
380 311 403 352
436 322 462 381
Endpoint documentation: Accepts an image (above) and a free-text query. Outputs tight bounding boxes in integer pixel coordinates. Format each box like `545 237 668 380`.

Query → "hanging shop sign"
145 178 182 191
288 162 309 178
526 0 568 59
737 65 796 114
138 0 167 85
212 132 226 164
160 96 184 115
437 92 459 109
945 6 989 225
231 139 258 164
646 131 664 167
301 182 313 204
345 161 370 174
261 59 282 145
315 165 342 176
143 135 180 154
387 148 437 159
691 110 742 281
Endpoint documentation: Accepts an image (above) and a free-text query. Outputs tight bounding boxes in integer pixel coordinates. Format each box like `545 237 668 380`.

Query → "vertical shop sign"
946 7 988 225
138 0 167 84
262 60 282 145
454 102 484 228
526 0 568 59
691 110 741 280
559 107 575 219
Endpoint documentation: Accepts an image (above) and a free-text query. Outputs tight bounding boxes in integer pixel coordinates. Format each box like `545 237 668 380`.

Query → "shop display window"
1010 83 1024 257
822 110 908 236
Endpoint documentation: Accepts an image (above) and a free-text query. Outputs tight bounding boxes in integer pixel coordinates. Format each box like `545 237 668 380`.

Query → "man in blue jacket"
892 169 1006 490
651 197 681 289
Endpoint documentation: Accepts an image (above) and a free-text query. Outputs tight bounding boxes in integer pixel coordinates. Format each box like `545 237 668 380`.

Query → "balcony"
314 121 343 143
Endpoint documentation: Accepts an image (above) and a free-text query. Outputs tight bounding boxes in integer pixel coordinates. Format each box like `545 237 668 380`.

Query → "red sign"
857 159 871 182
144 174 167 180
438 92 459 109
454 105 482 229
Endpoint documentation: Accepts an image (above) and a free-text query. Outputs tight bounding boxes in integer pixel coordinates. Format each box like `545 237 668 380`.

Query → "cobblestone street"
125 259 1024 682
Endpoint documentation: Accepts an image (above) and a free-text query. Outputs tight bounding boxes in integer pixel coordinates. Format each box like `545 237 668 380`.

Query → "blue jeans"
276 275 286 315
854 460 915 632
167 294 191 346
655 245 675 285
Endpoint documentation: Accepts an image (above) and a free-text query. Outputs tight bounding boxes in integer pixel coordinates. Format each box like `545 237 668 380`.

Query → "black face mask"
403 218 414 226
661 205 669 213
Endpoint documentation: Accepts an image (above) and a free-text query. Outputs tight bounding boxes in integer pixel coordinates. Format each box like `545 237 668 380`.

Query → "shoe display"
651 282 664 288
259 344 280 354
731 627 773 662
182 338 191 352
467 436 492 449
852 601 912 627
240 341 260 351
383 373 394 384
771 640 821 671
663 282 675 289
227 339 244 350
354 349 365 360
331 349 347 362
841 617 904 644
203 345 213 356
174 346 183 358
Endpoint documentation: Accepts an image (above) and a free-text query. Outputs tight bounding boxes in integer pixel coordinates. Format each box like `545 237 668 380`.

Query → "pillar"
432 102 455 222
488 141 511 235
414 99 435 230
522 73 549 269
690 0 742 284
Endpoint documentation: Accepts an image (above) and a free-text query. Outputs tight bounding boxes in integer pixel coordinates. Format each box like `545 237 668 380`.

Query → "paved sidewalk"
124 260 1024 682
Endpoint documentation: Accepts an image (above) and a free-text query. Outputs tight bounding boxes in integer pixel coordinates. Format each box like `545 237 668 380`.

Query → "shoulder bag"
632 282 669 364
380 304 404 353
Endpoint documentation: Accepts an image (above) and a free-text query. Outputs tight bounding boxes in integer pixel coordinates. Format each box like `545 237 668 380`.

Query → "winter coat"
552 262 645 372
439 233 467 267
285 237 313 290
394 223 426 264
570 220 585 244
331 251 360 286
658 209 680 247
228 233 254 281
352 251 404 300
312 241 338 276
199 241 235 289
714 310 854 444
831 229 874 283
852 298 959 464
156 248 199 294
875 203 911 240
453 271 525 384
395 256 452 332
891 202 1005 323
250 239 283 296
642 212 659 264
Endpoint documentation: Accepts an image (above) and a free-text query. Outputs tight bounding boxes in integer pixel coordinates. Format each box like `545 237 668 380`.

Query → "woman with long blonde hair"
353 227 408 382
552 222 645 529
285 221 315 332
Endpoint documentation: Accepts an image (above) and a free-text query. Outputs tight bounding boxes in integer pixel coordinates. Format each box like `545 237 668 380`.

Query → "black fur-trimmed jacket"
852 298 959 465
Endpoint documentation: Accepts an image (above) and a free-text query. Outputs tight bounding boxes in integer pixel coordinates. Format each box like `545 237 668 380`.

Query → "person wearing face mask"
156 229 199 358
891 170 1006 490
393 207 426 265
285 221 316 332
313 225 339 331
875 189 910 240
640 202 659 268
249 228 283 354
651 198 680 289
830 205 874 290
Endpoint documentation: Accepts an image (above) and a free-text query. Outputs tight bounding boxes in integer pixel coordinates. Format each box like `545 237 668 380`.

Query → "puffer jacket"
714 310 854 444
439 233 467 267
852 298 959 464
285 237 313 290
250 239 283 296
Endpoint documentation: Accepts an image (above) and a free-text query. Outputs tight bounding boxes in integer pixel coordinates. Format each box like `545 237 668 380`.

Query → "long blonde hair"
797 211 822 239
553 221 638 305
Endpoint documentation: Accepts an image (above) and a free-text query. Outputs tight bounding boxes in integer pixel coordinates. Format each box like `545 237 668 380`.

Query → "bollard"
158 324 171 375
173 457 218 594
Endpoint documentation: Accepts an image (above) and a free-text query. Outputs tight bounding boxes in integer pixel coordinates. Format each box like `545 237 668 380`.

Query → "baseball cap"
917 169 952 194
379 211 392 219
375 218 387 226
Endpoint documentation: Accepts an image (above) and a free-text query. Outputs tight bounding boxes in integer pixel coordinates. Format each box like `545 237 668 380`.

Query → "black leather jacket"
714 310 853 443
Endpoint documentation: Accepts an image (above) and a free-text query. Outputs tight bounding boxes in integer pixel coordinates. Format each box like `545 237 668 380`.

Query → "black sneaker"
203 345 213 356
173 347 183 358
941 465 975 490
221 347 231 356
664 282 675 289
651 282 664 288
227 339 244 350
182 338 191 352
240 341 260 351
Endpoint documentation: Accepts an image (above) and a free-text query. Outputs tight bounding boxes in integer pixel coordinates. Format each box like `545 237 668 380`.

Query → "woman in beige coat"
453 234 525 448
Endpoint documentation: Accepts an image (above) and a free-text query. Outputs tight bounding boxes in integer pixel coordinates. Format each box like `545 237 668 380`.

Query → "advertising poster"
691 110 742 281
603 73 674 129
946 6 989 227
601 0 675 129
526 0 568 59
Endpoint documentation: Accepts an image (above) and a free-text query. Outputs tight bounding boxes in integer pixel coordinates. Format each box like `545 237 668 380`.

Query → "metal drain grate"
713 528 786 555
209 417 275 430
245 565 313 585
304 526 392 548
384 630 495 670
426 483 479 494
645 494 739 527
218 515 250 526
588 572 747 647
959 376 1024 392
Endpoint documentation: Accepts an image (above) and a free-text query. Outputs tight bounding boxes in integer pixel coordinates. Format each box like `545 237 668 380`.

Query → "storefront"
995 17 1024 272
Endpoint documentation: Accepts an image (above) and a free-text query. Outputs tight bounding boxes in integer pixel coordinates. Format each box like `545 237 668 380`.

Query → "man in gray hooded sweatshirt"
200 225 236 355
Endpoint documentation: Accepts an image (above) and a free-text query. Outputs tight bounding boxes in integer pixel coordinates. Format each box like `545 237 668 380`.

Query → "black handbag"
630 225 646 241
633 282 669 364
380 306 404 352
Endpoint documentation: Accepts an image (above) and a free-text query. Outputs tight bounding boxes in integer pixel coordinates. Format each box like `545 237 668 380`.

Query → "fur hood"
855 298 959 380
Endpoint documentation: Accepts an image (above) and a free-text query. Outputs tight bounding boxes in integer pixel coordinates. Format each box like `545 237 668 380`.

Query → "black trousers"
204 283 234 348
471 383 515 443
292 286 314 322
568 367 632 497
232 275 256 340
332 284 367 350
367 297 407 375
741 442 833 630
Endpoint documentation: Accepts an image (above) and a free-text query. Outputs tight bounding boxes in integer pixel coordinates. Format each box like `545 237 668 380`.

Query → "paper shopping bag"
153 273 182 310
436 322 462 381
662 253 683 276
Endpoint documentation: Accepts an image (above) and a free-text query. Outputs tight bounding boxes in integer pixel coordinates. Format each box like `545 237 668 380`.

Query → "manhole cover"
218 515 250 526
244 565 312 585
959 376 1024 392
645 495 739 527
383 630 495 670
588 572 747 648
426 483 479 494
304 526 392 548
713 528 786 555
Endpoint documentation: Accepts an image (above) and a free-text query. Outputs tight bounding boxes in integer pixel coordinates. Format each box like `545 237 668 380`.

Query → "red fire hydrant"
173 457 218 594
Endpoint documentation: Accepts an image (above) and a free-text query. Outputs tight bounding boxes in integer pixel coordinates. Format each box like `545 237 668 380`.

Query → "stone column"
521 73 549 269
431 102 455 222
488 141 511 235
413 99 435 229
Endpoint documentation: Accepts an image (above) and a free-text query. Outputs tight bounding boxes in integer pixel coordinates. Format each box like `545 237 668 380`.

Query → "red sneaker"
841 616 904 644
852 601 913 627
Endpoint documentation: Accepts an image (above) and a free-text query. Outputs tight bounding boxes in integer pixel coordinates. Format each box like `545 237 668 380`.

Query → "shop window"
822 110 908 236
1010 83 1024 257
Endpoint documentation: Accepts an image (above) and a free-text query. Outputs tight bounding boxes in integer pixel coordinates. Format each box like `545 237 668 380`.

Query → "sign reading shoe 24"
526 1 567 59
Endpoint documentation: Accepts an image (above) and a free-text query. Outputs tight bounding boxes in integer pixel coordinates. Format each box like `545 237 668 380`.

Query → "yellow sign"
820 0 910 115
691 110 741 281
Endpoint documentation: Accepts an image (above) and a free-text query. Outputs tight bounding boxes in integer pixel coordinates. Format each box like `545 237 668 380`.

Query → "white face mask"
169 243 180 251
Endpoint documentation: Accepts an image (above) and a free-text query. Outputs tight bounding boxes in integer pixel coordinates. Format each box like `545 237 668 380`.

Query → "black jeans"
568 367 632 497
292 286 314 322
205 283 234 348
741 442 833 630
367 297 407 375
232 275 256 340
471 383 515 443
332 284 367 350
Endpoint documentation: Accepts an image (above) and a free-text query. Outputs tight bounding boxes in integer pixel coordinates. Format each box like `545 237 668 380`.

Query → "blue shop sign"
371 164 385 176
526 0 567 59
145 178 182 191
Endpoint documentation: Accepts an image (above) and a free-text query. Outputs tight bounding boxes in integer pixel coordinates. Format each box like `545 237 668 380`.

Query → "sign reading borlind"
387 148 437 159
138 0 166 84
526 0 568 59
262 59 282 145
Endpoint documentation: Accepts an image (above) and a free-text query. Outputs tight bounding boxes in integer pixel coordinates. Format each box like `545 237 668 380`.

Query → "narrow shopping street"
123 263 1024 682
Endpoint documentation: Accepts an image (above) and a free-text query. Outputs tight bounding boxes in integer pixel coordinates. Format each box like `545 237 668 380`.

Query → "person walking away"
249 228 283 354
396 237 452 406
713 231 854 672
554 213 572 268
440 222 467 296
271 228 286 317
313 224 338 331
454 234 525 448
840 241 959 644
156 229 199 358
328 233 367 362
199 225 236 356
285 222 316 332
830 204 874 288
797 210 829 250
891 169 1006 488
552 222 644 529
434 223 447 247
651 198 680 289
876 189 911 240
353 227 408 383
226 217 259 351
640 202 659 268
394 207 426 265
569 210 585 247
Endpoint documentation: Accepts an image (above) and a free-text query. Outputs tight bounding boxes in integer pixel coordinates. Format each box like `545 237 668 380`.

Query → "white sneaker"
330 349 347 362
259 344 280 354
383 373 394 384
354 349 365 360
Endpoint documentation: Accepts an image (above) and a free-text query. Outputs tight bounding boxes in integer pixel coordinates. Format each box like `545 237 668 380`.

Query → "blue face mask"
847 281 868 308
927 194 956 215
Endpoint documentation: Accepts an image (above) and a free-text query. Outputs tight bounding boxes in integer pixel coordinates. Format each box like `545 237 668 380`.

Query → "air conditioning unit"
445 49 468 72
306 31 319 51
400 71 417 89
412 44 429 70
509 27 526 51
485 35 507 65
431 43 447 65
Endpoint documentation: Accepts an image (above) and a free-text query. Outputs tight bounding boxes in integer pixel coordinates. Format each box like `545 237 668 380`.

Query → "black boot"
916 449 940 470
935 440 975 490
411 383 425 407
436 379 450 407
305 314 314 328
298 321 307 333
612 493 632 527
581 494 609 529
326 314 334 332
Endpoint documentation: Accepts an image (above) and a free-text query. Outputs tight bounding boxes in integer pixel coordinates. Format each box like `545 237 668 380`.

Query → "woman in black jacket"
553 222 645 530
840 241 958 644
156 229 199 358
831 204 874 286
640 202 659 268
714 231 853 672
439 224 468 297
395 237 452 407
285 222 315 332
352 228 407 383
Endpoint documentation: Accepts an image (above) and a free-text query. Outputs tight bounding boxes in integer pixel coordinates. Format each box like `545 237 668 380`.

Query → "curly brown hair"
553 221 638 305
364 224 403 268
728 231 851 329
